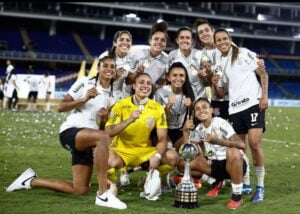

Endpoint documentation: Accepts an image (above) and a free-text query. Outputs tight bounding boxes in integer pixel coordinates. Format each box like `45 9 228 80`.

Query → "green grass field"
1 107 300 214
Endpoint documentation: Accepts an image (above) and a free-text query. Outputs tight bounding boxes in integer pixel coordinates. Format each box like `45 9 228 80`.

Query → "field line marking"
263 138 300 146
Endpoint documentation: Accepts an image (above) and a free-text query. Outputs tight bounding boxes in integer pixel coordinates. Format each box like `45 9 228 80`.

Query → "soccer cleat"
242 184 253 195
206 180 223 197
6 168 37 192
227 199 243 209
95 190 127 209
251 186 264 203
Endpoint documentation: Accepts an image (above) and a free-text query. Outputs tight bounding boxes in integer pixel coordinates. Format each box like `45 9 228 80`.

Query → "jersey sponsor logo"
231 98 249 108
73 83 84 93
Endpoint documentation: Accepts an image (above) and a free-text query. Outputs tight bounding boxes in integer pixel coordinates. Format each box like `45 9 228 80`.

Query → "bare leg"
75 129 111 195
248 128 264 167
226 148 243 184
31 164 92 195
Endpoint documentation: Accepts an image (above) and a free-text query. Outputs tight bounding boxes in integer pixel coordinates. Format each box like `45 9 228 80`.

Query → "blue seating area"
0 28 24 51
281 81 300 96
269 82 286 99
79 33 111 56
27 30 82 55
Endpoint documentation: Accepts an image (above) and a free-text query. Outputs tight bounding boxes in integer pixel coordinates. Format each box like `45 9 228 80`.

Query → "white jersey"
190 117 236 160
131 46 168 85
219 47 260 114
4 65 17 98
59 77 117 133
202 47 229 101
25 76 39 92
154 85 187 129
99 50 135 99
168 48 206 100
40 76 51 92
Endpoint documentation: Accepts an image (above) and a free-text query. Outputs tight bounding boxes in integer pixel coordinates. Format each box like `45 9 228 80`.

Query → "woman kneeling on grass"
6 54 127 210
178 98 248 209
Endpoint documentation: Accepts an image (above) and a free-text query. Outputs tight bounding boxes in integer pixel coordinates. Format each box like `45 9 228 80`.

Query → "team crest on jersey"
147 116 155 128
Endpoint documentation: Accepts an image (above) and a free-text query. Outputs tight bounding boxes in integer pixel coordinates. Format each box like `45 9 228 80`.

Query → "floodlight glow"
126 13 137 18
226 28 234 33
157 19 164 23
257 14 266 21
293 34 300 39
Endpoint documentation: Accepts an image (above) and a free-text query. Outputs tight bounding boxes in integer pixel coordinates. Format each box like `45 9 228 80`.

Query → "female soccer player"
6 54 127 210
212 28 269 203
181 98 248 209
154 62 195 150
99 30 133 99
127 20 169 90
195 18 229 120
105 73 179 195
168 26 209 100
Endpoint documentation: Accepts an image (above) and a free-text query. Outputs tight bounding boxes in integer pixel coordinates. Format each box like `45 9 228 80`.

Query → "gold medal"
138 105 144 112
143 61 149 69
190 65 198 76
123 63 130 71
201 55 210 62
214 66 223 77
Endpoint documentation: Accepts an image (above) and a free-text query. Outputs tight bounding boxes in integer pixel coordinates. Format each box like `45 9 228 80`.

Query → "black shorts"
211 100 229 120
210 159 247 180
59 128 93 166
229 104 265 134
46 91 52 95
0 91 3 100
28 91 38 100
168 128 183 145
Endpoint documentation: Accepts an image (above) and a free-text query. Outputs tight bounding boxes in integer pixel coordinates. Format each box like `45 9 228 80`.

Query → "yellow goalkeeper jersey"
106 96 167 148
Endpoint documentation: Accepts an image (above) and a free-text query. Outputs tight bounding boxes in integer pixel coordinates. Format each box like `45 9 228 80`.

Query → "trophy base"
173 190 198 209
173 201 199 209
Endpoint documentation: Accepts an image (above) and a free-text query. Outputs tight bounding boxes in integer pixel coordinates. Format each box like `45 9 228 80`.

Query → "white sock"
46 102 51 111
231 183 243 195
243 168 251 185
243 155 251 185
201 174 216 184
254 166 265 187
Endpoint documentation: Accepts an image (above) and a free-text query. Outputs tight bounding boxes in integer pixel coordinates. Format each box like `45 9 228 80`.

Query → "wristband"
154 152 162 160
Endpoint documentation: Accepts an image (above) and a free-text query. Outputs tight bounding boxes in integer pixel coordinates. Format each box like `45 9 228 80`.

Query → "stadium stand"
0 2 299 100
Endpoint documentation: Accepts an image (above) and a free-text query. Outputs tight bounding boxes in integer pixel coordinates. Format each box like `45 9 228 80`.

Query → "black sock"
231 193 242 202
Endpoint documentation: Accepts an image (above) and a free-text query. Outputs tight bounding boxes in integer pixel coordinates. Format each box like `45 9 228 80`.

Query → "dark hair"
192 97 212 124
194 18 214 48
94 52 115 97
213 28 239 65
110 30 132 58
167 62 195 103
149 20 169 43
176 26 193 39
130 73 155 99
113 30 132 43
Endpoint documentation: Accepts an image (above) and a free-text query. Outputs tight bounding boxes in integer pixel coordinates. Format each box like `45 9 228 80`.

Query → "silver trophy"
174 140 199 209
